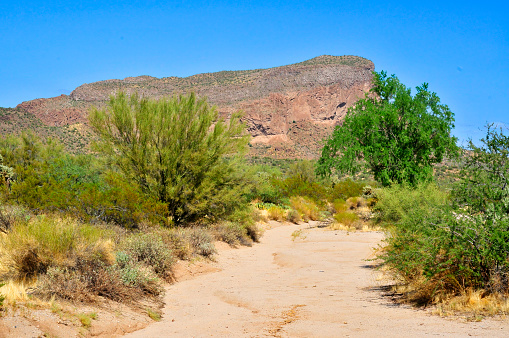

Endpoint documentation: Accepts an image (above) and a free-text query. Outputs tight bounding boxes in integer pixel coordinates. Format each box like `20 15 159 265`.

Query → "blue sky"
1 0 507 144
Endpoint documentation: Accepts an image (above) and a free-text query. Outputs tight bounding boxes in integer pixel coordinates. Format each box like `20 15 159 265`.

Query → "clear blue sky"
1 0 507 144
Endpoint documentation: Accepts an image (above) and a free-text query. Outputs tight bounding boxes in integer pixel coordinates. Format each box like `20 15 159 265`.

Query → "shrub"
373 183 448 225
0 282 5 308
289 196 322 221
330 179 371 201
112 252 162 296
213 222 240 245
189 228 216 257
332 199 348 213
286 209 301 224
346 197 366 209
0 204 30 234
89 92 251 226
273 176 328 204
159 228 192 260
120 233 174 279
0 216 114 280
333 212 360 228
267 206 286 221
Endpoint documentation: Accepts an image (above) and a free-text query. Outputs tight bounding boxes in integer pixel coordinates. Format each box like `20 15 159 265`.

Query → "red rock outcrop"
11 55 374 158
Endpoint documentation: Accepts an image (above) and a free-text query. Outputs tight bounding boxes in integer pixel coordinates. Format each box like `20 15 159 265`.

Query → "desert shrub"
251 207 268 223
0 216 114 280
289 196 322 221
286 209 301 224
159 228 192 260
0 204 31 233
244 222 262 242
332 199 348 213
0 282 5 308
89 92 251 226
330 179 372 201
111 251 162 295
346 196 367 209
120 233 174 279
333 212 360 228
188 228 216 257
245 166 285 205
212 221 252 246
273 176 328 204
267 205 286 221
38 260 147 302
373 183 448 225
377 148 509 305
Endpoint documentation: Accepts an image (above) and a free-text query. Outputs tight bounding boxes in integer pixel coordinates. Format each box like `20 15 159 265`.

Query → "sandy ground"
126 222 509 338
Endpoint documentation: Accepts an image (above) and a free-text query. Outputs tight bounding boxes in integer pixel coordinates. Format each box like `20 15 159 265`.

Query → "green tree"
317 71 458 186
89 92 250 225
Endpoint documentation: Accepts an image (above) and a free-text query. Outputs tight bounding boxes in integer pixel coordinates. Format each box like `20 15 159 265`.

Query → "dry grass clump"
267 206 286 222
333 211 361 229
251 207 268 223
289 196 321 221
0 215 114 281
0 204 31 234
434 290 509 317
159 228 193 260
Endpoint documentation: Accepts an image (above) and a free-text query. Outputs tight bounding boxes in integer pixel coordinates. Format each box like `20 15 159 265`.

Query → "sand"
126 222 509 337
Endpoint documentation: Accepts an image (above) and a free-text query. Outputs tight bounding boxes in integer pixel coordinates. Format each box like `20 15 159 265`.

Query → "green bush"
377 127 509 305
333 211 359 228
374 183 448 225
330 179 372 201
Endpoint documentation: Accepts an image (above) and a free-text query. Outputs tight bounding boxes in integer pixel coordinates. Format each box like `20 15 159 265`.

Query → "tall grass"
0 216 114 280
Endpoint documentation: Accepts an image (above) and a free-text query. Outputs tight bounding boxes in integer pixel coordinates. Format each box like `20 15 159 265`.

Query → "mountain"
1 55 374 158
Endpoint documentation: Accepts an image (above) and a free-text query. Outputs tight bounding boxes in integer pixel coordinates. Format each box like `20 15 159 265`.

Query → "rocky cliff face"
10 55 374 158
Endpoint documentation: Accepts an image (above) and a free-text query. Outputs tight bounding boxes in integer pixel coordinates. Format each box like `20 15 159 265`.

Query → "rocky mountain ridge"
4 55 375 158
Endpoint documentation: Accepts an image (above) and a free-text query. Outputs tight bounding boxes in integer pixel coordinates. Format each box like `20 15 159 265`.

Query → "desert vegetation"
1 68 507 328
0 91 367 329
318 70 509 315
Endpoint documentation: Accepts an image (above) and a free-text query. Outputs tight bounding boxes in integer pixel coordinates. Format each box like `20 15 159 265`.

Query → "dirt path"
127 222 509 337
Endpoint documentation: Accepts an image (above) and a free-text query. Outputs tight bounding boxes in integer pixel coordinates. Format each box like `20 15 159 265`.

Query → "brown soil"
125 222 509 337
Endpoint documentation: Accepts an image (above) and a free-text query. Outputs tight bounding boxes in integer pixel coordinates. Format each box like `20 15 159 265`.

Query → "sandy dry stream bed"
126 222 509 337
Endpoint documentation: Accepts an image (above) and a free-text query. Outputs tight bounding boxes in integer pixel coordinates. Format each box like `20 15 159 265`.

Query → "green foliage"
0 133 166 228
0 282 5 308
453 124 509 214
377 125 509 303
333 211 359 227
244 164 285 204
89 92 251 225
331 179 373 201
374 183 449 225
317 71 458 186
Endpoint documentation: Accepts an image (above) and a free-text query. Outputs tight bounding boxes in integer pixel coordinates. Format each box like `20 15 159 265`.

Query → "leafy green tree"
89 92 250 225
317 71 458 186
